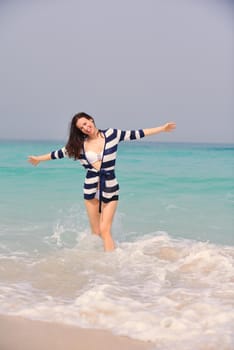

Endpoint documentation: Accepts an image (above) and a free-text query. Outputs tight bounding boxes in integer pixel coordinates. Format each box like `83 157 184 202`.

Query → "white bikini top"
86 150 103 164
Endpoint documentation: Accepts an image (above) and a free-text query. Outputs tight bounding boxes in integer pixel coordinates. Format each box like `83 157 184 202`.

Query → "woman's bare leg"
100 200 118 251
84 199 101 236
84 199 117 251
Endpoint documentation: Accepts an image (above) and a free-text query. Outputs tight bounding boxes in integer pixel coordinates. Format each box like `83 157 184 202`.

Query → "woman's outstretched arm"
28 153 52 166
28 147 67 166
143 122 176 136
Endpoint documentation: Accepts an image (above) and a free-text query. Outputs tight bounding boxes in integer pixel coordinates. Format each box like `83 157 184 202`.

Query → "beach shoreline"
0 314 153 350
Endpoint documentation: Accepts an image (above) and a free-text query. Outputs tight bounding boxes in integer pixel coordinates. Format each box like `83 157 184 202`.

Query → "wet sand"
0 314 153 350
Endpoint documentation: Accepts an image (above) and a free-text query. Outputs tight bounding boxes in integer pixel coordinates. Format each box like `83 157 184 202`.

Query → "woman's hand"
28 156 41 166
143 122 176 137
28 153 51 165
162 122 176 132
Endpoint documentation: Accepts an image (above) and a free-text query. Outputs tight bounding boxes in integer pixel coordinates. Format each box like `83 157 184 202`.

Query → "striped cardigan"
51 128 145 211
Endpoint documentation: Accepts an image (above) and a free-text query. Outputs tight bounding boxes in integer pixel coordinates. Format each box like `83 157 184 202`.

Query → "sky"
0 0 233 143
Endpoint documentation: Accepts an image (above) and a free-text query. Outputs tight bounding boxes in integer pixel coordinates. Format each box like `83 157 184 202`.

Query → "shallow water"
0 140 233 349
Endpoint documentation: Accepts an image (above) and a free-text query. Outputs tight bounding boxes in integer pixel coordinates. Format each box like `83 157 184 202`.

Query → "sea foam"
0 232 233 349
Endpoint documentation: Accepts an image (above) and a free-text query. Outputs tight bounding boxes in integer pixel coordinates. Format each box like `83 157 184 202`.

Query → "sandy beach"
0 314 153 350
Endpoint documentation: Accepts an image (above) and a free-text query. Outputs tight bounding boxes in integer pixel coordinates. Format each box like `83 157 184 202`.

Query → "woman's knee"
100 224 107 236
99 223 111 238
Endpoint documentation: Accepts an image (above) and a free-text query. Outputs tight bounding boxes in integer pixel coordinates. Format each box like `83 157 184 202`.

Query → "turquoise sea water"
0 140 234 349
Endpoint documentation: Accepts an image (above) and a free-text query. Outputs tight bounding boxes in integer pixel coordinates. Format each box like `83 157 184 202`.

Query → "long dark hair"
65 112 94 160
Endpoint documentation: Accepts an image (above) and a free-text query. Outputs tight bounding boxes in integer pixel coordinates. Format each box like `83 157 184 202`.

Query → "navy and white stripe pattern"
51 128 145 208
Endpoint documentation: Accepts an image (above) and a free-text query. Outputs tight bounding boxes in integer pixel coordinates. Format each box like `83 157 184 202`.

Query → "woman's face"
76 117 95 136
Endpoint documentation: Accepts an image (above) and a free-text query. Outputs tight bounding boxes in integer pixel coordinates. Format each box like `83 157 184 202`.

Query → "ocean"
0 140 233 349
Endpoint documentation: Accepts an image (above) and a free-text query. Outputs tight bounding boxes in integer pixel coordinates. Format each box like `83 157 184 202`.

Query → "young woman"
28 112 176 252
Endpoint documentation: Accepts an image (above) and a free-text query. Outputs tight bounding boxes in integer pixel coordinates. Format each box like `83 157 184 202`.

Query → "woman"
28 112 176 252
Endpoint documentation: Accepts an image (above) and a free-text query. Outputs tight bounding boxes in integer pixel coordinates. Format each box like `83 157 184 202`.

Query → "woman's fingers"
28 156 39 166
164 122 176 132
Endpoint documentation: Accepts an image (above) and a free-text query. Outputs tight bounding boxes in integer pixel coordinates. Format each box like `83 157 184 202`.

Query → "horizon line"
0 138 233 145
